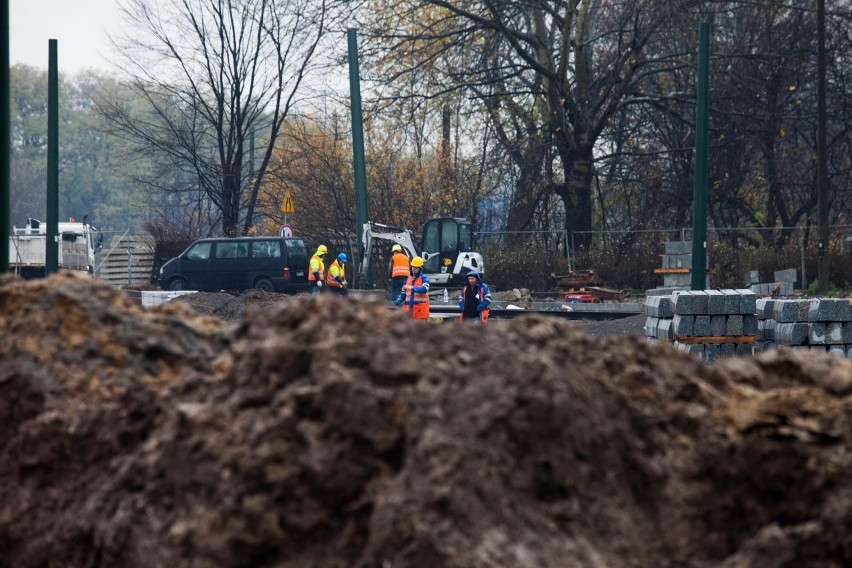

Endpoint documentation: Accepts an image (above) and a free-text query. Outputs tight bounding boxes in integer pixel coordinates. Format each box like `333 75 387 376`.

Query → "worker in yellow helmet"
387 243 410 302
309 244 328 295
395 256 430 320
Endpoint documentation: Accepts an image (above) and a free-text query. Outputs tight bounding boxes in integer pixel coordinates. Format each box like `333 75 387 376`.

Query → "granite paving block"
644 317 659 338
726 315 744 336
755 297 771 319
744 270 760 286
691 291 708 314
665 273 692 287
657 319 673 341
826 322 845 345
797 299 813 321
736 344 755 357
671 291 693 315
749 283 772 295
810 345 828 353
776 322 808 345
829 346 847 357
757 320 769 340
807 298 852 322
645 295 673 318
809 323 826 345
704 344 720 362
710 315 726 336
774 299 801 323
743 314 758 336
665 241 691 255
735 289 757 315
644 296 657 317
720 343 736 358
774 268 797 283
722 290 741 315
694 315 711 336
707 290 725 314
844 322 852 344
673 315 695 337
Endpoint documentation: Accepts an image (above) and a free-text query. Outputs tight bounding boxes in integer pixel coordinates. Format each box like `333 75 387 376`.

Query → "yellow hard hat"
317 244 328 255
392 244 403 252
411 256 424 267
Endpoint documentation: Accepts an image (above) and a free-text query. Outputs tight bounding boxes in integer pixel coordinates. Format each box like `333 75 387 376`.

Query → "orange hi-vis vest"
391 252 410 278
402 274 430 320
308 254 325 281
326 260 345 288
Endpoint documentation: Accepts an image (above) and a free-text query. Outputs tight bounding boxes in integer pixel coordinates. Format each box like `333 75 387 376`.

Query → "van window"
252 240 281 258
284 238 308 257
186 242 212 260
215 241 248 259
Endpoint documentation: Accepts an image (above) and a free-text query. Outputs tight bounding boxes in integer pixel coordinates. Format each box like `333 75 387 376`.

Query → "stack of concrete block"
747 268 796 297
661 241 693 288
762 298 852 356
754 297 776 353
669 289 757 362
644 295 674 345
648 241 710 296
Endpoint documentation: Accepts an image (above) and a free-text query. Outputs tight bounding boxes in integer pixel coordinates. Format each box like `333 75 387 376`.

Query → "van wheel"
254 278 274 292
169 277 188 291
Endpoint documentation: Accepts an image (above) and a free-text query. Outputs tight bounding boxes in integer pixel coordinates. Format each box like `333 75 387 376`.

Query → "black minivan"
158 237 310 293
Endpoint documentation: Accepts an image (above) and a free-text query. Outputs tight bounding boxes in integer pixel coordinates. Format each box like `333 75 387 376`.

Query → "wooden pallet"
97 236 155 286
675 335 757 344
654 268 691 274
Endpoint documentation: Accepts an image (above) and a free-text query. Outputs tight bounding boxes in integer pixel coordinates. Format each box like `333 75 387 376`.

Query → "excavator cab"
421 218 480 285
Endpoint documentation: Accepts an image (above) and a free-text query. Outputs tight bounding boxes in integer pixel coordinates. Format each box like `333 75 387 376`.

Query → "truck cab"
9 218 102 278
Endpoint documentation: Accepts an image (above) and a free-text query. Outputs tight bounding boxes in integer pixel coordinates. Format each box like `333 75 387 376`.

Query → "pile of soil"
2 272 852 567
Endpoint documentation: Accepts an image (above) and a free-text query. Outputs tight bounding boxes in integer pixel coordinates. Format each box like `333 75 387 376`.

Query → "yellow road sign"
280 191 295 214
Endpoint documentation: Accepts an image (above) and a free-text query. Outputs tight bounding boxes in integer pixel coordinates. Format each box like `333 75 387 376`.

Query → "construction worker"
326 253 349 297
396 256 430 320
388 243 410 302
309 244 328 295
458 270 491 323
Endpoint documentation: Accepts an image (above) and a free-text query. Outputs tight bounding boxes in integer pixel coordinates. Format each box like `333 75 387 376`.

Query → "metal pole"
816 0 830 292
0 0 10 273
347 29 371 288
691 22 710 290
46 40 59 275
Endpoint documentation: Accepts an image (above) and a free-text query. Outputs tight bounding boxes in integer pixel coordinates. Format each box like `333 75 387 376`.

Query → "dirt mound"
170 288 296 320
2 272 852 567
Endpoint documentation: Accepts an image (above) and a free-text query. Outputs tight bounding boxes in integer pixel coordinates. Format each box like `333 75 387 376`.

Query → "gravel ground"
163 289 648 339
579 313 647 338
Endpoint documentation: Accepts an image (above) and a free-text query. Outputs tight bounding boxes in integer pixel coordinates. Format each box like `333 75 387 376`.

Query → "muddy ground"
166 288 649 338
2 272 852 567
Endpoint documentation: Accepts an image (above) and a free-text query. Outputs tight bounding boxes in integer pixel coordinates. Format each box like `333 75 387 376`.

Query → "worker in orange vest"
309 245 327 295
326 253 349 297
388 243 410 302
395 256 430 320
458 270 491 323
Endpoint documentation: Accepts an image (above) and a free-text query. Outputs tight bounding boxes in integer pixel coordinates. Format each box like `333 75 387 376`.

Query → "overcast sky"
9 0 123 74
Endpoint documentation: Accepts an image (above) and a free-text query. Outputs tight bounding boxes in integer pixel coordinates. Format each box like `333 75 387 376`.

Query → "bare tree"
99 0 340 236
365 0 707 248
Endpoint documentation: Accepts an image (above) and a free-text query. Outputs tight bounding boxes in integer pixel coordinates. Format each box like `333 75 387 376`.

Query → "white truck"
360 217 485 287
8 217 103 279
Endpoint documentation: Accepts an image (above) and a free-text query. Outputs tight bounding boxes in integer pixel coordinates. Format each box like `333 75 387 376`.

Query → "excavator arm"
358 222 419 287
